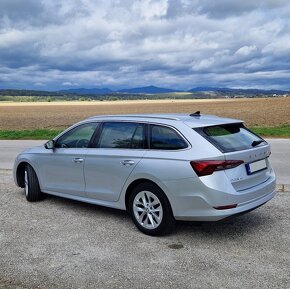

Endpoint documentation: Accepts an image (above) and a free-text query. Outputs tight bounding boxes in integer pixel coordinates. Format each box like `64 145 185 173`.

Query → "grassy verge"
250 125 290 138
0 129 63 140
0 125 289 140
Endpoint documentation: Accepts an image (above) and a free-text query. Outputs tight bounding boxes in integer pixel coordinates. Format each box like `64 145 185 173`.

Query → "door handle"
73 158 84 163
121 160 135 166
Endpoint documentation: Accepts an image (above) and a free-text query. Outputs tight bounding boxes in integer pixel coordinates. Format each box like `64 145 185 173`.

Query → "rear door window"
150 125 187 150
97 122 145 149
195 123 267 152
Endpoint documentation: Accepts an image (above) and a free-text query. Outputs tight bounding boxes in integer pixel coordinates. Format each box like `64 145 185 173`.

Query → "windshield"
195 123 267 153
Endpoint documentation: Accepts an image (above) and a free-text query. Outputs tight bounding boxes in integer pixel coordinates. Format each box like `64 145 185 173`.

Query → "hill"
0 86 289 101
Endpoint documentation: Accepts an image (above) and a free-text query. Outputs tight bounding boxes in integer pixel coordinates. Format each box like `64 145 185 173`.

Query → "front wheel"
24 164 42 202
129 182 175 236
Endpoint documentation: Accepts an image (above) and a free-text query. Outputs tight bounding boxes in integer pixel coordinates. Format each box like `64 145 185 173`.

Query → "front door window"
55 123 98 148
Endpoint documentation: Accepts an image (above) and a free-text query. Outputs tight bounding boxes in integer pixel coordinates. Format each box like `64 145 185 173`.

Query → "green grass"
0 129 63 140
250 125 290 138
0 125 289 140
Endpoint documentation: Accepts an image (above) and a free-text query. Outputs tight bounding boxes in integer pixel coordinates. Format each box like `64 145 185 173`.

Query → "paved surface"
0 140 45 170
0 139 289 184
0 170 289 289
268 139 290 185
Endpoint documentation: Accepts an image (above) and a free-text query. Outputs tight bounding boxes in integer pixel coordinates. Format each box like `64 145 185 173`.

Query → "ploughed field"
0 97 289 130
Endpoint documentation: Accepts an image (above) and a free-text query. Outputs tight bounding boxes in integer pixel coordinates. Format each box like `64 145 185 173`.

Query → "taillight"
190 160 244 177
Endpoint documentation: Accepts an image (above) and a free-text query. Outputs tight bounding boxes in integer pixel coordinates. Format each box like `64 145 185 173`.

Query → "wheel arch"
124 178 171 211
15 161 39 188
15 161 28 188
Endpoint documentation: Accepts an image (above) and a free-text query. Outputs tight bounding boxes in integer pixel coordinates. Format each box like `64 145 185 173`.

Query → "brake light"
190 160 244 177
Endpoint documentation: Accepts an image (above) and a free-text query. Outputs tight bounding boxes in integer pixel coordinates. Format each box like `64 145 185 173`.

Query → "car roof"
85 113 242 128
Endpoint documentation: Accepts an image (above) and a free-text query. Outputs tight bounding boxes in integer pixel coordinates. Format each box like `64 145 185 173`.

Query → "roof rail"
87 115 180 121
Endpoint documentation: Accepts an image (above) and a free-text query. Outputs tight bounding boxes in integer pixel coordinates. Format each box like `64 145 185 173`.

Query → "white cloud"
0 0 290 90
132 0 169 20
192 57 215 70
34 82 45 86
235 45 257 57
262 36 290 54
62 82 79 86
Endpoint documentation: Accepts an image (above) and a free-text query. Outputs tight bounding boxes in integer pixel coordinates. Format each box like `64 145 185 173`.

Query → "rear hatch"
194 123 272 191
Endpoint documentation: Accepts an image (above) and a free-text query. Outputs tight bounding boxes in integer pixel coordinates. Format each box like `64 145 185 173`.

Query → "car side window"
97 122 144 149
150 125 187 150
55 123 98 148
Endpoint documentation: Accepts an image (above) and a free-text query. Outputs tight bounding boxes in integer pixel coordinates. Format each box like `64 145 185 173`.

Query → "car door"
39 122 99 196
84 122 146 202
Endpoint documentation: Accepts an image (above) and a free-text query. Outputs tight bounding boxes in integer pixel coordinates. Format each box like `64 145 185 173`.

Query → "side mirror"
44 140 55 149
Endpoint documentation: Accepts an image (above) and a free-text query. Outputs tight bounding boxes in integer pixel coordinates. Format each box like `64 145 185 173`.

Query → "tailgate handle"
73 158 84 163
121 160 135 166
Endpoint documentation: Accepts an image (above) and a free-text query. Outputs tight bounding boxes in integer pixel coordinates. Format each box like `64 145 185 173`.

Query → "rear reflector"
214 204 237 210
190 160 244 177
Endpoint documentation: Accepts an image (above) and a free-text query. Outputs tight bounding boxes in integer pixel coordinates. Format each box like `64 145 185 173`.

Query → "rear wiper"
252 140 264 147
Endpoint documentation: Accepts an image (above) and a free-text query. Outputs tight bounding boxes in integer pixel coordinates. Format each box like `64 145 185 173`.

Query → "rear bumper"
174 189 276 221
163 175 276 221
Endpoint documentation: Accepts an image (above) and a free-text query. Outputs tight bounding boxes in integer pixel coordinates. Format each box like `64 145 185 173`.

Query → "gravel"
0 170 289 289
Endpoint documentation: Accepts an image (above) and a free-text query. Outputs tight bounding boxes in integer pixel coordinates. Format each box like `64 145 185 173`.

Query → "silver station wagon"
14 113 276 235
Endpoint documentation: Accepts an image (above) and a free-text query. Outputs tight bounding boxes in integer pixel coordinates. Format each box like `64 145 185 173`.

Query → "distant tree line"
0 89 286 102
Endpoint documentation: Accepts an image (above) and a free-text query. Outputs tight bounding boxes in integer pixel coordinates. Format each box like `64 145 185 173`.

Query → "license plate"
246 159 267 175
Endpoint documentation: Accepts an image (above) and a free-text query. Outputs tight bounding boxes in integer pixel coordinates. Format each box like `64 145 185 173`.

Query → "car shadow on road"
42 193 273 240
175 209 273 239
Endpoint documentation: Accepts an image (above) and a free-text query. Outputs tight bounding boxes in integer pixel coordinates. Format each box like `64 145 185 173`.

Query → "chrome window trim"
54 119 192 151
92 120 191 151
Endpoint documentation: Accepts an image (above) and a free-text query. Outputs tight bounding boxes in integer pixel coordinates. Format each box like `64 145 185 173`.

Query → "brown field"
0 97 289 130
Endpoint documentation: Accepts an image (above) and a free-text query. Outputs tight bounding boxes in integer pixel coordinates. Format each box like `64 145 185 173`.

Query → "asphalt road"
0 140 44 171
267 139 290 185
0 139 289 184
0 170 289 289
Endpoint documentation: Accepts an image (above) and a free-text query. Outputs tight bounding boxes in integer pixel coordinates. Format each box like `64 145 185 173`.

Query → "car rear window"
195 123 267 153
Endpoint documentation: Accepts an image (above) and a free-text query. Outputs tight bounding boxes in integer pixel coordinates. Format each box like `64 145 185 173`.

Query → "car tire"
24 164 42 202
129 182 175 236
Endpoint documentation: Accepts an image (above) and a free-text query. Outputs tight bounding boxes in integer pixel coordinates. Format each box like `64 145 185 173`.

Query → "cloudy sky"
0 0 290 90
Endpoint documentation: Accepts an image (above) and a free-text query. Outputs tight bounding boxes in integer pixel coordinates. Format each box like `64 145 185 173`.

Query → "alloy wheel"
24 170 28 197
133 190 163 229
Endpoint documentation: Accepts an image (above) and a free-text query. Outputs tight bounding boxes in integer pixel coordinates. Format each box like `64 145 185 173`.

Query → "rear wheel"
24 164 42 202
129 182 175 236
